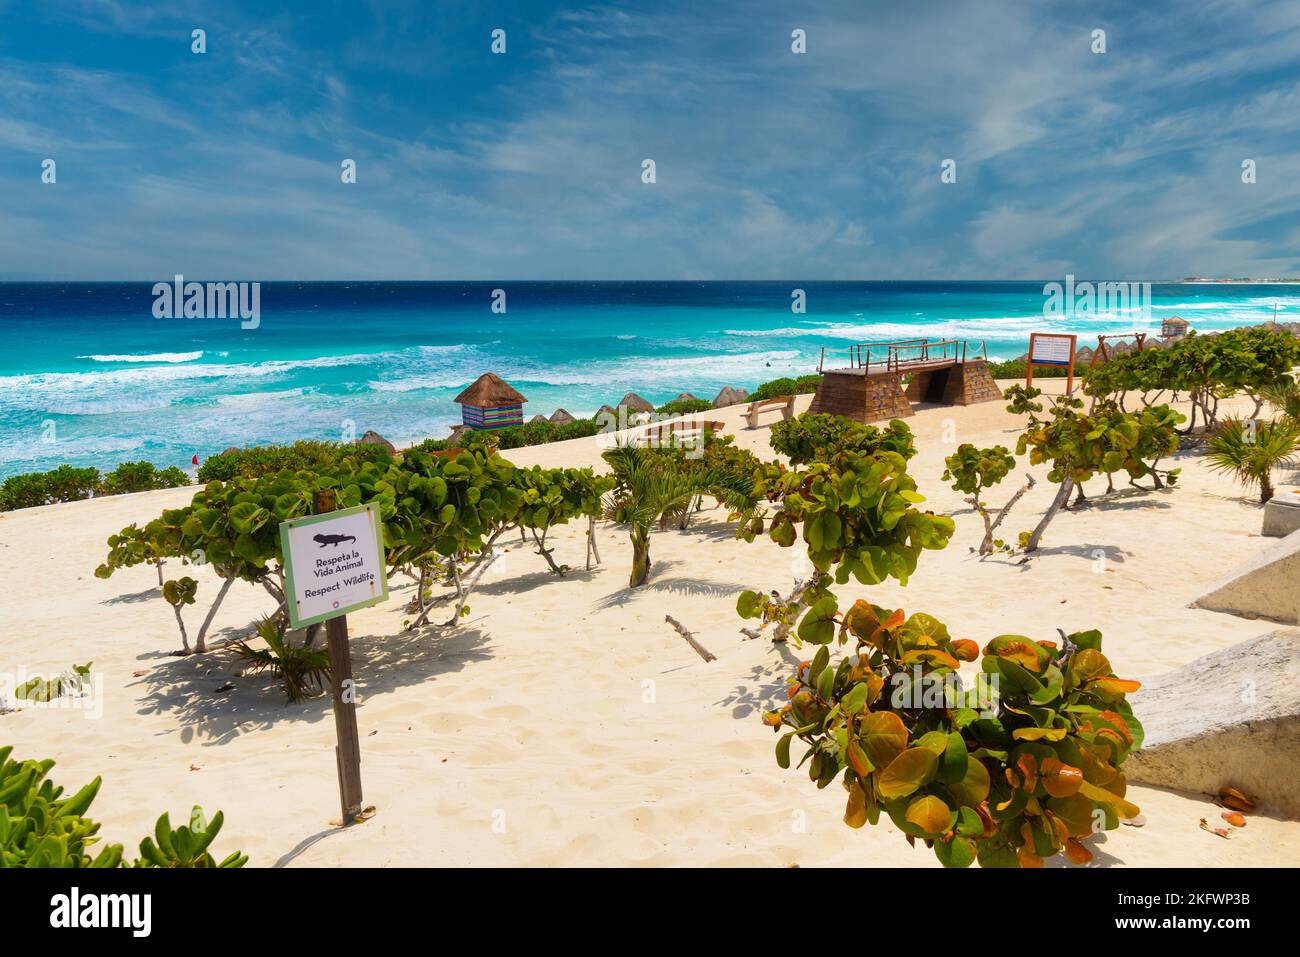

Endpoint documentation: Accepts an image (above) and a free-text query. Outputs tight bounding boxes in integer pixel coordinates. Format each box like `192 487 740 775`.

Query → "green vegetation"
1002 384 1044 423
762 614 1142 867
98 461 191 495
1017 397 1183 550
96 447 613 668
769 413 916 465
0 746 246 867
1084 327 1300 430
942 445 1031 555
655 398 713 416
233 617 332 703
602 440 756 587
0 465 102 510
988 358 1080 380
1206 417 1300 504
749 374 822 402
734 430 1141 867
11 663 93 703
197 440 393 482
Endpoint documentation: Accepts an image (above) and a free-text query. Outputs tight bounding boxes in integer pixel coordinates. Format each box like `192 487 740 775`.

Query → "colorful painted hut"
454 372 527 430
1161 316 1190 340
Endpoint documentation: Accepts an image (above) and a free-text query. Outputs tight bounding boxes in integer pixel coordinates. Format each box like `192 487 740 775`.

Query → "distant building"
1161 316 1190 340
454 372 527 430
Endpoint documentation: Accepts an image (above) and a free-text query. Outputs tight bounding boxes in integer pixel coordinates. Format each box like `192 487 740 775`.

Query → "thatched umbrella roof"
596 404 617 418
550 408 576 425
618 392 655 413
529 414 549 424
673 392 701 403
354 430 396 454
712 385 750 408
454 372 527 407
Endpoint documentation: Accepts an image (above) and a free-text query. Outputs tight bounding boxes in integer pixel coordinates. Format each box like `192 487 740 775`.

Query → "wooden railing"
837 337 988 373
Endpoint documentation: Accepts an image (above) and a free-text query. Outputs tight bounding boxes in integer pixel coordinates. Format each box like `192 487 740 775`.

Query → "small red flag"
191 454 199 465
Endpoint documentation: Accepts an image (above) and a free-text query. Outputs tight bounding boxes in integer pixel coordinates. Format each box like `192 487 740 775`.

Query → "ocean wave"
77 351 204 363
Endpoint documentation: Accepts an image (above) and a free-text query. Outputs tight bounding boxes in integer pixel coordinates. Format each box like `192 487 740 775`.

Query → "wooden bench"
640 418 726 445
744 395 796 429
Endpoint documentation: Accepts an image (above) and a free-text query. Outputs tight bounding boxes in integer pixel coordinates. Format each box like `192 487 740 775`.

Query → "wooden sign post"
279 492 388 826
1027 332 1078 395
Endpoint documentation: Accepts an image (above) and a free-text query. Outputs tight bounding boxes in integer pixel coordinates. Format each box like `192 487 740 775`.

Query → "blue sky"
1 0 1298 280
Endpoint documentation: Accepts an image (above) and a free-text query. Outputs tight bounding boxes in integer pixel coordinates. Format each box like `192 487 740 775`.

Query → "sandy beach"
2 378 1297 868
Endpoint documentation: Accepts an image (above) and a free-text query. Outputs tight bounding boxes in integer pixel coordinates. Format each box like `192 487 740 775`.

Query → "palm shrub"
0 465 100 510
1206 417 1300 504
602 442 755 587
233 616 331 703
0 747 246 867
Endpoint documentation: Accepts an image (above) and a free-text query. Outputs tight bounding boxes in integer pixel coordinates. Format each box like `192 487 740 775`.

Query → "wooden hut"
1161 316 1190 340
618 392 655 414
549 408 576 426
454 372 527 430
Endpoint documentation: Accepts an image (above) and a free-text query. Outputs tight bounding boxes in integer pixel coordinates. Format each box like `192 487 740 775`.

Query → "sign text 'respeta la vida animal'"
279 503 388 628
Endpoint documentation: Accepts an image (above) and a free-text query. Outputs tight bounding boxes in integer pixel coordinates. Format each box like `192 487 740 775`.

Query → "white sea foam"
77 351 204 363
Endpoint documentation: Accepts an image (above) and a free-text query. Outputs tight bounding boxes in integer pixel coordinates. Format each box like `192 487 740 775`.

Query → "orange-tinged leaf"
993 639 1043 672
1065 838 1093 865
951 639 979 662
762 711 784 728
844 781 868 829
878 747 939 800
1079 779 1140 819
859 711 908 770
1017 848 1044 868
1221 811 1246 828
1040 758 1084 798
1089 677 1141 696
905 794 953 835
900 648 962 670
1016 753 1039 793
1218 787 1255 813
847 740 872 777
1012 726 1067 742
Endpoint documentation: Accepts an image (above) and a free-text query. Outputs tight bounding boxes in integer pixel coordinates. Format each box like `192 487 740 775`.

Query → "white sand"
2 380 1296 867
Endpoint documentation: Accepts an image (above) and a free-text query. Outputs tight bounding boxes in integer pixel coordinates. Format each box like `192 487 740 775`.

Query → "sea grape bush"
735 436 1143 866
0 465 101 510
1084 326 1300 429
96 447 612 656
98 461 190 495
1002 384 1044 422
749 374 823 402
769 413 916 466
0 747 246 867
656 398 714 416
762 611 1143 867
1016 397 1183 550
941 444 1031 555
196 440 393 482
736 446 954 643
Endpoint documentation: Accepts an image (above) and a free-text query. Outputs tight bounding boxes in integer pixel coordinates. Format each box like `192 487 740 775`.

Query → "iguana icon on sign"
314 533 357 548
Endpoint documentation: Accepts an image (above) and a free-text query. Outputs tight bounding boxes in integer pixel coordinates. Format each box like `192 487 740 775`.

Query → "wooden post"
313 488 365 826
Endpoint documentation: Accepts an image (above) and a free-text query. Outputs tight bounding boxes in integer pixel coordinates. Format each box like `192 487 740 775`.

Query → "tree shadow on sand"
133 625 492 746
715 642 801 720
592 565 749 611
101 587 162 606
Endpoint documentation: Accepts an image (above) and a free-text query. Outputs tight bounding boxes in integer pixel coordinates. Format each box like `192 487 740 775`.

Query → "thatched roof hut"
549 408 576 425
354 430 396 454
617 392 655 414
712 385 750 408
529 414 549 424
1161 316 1190 339
454 372 527 429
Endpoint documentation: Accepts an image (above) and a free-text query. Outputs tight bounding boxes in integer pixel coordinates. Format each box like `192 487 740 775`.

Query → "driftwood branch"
665 615 716 662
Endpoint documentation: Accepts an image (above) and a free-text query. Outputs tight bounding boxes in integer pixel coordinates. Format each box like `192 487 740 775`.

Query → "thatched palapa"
455 372 528 430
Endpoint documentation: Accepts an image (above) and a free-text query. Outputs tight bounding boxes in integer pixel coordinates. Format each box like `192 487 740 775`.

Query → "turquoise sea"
0 280 1296 479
